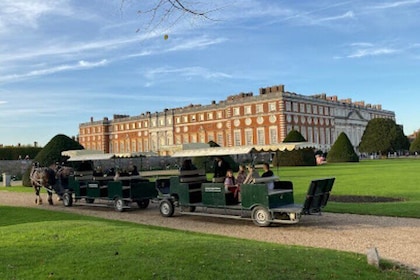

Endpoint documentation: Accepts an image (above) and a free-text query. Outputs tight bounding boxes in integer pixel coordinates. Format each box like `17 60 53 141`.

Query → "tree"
22 134 84 186
122 0 221 34
273 130 316 167
409 134 420 154
359 118 409 156
327 132 359 163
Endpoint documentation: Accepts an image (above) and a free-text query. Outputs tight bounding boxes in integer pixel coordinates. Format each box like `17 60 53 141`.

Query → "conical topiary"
22 134 84 186
273 130 316 166
327 132 359 163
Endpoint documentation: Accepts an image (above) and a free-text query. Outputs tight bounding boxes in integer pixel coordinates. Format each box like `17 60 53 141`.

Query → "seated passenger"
129 165 139 176
261 163 275 190
243 164 260 184
236 165 247 186
180 159 197 171
224 169 238 194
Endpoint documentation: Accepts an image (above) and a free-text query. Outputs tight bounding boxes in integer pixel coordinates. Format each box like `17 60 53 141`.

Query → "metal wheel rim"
160 201 171 215
115 199 124 211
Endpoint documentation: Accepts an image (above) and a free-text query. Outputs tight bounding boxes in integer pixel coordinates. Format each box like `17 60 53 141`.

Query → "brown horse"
30 163 73 205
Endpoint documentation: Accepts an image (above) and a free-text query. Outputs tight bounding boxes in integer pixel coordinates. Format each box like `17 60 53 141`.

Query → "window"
256 104 264 113
313 105 318 114
183 116 188 123
176 117 181 124
300 104 305 113
233 107 240 116
167 117 172 125
207 132 214 142
217 132 224 146
293 103 298 112
208 112 213 120
319 106 324 115
190 114 196 122
269 102 276 112
234 130 241 146
131 123 135 129
306 104 311 114
307 127 313 142
159 118 165 126
245 129 253 145
125 124 129 130
257 127 265 145
286 102 291 111
138 122 142 128
183 134 189 144
199 114 204 121
244 106 252 115
217 111 223 119
269 126 277 144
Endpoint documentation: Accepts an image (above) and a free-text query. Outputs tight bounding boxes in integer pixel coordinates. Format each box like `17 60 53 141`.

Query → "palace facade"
78 84 395 155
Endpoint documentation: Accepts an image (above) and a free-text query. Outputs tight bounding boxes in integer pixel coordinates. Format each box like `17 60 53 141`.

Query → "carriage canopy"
170 142 317 158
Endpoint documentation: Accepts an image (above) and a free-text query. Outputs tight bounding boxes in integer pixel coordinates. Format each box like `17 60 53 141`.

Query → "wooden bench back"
302 177 335 214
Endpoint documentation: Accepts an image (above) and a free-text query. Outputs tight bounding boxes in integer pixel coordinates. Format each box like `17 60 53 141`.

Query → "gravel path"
1 190 419 274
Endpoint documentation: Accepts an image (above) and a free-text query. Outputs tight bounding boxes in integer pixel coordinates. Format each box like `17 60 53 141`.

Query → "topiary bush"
327 132 359 163
22 134 84 186
272 130 316 167
409 133 420 154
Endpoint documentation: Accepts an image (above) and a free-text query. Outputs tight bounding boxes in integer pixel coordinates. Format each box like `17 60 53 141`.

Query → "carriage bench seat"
74 171 94 181
179 169 207 184
253 176 279 184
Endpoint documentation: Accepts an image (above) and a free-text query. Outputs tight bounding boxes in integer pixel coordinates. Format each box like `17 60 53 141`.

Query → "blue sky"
1 0 419 146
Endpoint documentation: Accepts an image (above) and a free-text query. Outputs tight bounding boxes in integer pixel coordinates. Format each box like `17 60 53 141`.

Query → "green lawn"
0 206 417 280
271 158 420 218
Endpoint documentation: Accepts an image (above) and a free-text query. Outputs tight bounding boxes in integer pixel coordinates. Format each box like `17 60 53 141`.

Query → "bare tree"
121 0 221 34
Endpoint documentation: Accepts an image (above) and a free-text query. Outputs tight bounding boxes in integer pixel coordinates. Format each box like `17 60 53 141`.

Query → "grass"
0 206 417 280
271 158 420 218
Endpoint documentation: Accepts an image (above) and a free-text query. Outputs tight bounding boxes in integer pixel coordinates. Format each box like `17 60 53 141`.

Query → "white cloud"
0 59 108 83
347 47 398 58
144 66 232 80
316 11 355 23
0 0 72 32
371 0 420 9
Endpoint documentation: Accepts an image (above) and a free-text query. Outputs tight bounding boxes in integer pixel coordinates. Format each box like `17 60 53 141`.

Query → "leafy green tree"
359 118 409 156
273 130 316 166
327 132 359 163
409 134 420 153
22 134 84 186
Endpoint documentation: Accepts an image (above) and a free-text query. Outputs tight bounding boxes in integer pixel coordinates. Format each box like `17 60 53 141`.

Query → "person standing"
214 156 229 178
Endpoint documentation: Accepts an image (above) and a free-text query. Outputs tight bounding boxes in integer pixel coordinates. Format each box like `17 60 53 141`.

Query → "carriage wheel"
114 198 125 212
62 193 73 207
137 199 150 209
159 199 174 217
251 206 272 227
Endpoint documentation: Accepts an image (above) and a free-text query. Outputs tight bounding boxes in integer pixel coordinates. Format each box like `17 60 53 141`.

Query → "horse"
30 163 73 205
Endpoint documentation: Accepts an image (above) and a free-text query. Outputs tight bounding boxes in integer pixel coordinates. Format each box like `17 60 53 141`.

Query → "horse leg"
34 186 43 205
47 189 53 205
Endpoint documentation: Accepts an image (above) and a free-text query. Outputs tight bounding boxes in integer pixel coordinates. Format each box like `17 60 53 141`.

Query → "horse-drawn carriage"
157 143 336 227
59 150 158 211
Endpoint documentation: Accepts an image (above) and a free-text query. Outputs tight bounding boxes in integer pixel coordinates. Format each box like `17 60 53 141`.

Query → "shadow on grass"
0 206 96 227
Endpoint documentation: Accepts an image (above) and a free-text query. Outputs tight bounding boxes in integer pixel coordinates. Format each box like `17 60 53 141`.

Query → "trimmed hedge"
327 132 359 163
272 130 316 166
22 134 84 186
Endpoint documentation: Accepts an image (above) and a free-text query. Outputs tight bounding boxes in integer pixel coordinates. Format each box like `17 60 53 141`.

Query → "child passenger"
224 169 238 193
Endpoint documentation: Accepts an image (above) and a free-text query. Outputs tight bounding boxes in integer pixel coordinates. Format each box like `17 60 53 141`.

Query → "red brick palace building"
78 84 395 155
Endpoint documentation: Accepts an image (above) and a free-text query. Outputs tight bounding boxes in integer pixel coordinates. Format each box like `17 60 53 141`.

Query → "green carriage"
61 151 158 212
158 144 335 227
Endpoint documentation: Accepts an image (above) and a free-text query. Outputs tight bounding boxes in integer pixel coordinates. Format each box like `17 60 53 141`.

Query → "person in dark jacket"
213 156 230 178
